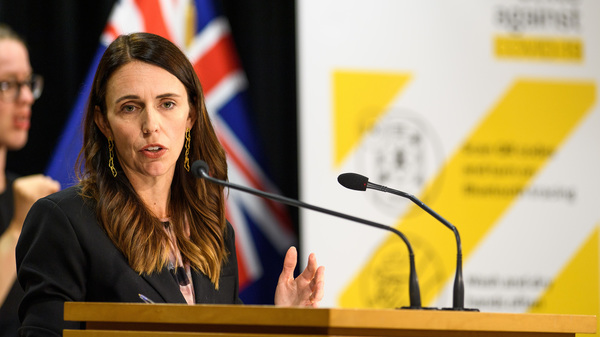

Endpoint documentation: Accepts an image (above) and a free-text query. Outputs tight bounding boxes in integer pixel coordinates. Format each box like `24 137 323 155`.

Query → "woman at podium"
15 32 324 337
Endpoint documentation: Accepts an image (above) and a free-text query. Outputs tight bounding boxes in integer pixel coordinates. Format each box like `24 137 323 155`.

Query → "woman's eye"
122 105 136 113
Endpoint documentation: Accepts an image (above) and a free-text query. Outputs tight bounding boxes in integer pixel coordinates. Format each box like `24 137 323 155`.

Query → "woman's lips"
13 116 30 130
140 144 167 159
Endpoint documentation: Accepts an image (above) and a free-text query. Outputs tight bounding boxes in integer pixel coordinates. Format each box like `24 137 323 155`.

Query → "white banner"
297 0 600 323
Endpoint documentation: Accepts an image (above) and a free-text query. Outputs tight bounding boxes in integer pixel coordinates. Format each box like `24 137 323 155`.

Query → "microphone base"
441 307 480 312
398 306 440 310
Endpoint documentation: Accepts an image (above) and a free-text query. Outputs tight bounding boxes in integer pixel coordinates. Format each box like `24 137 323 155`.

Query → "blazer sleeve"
225 221 244 305
16 197 88 337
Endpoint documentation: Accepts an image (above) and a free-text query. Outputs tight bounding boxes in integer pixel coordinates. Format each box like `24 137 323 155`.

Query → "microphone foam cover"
338 173 369 191
191 160 210 178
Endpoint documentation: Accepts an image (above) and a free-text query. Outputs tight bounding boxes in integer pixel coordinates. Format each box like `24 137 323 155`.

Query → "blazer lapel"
141 268 187 304
191 270 220 304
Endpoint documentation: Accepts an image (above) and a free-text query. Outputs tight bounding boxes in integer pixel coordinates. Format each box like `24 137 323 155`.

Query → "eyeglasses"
0 74 43 102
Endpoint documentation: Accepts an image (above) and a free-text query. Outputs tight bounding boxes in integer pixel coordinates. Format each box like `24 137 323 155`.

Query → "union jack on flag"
45 0 296 303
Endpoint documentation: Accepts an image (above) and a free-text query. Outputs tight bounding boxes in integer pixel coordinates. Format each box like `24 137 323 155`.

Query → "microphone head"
337 173 369 191
191 160 210 178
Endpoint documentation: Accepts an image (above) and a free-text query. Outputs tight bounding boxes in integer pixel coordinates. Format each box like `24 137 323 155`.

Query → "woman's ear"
187 106 197 130
94 106 112 139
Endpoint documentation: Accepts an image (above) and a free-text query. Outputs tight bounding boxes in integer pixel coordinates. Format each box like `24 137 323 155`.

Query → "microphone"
192 160 423 309
338 172 478 311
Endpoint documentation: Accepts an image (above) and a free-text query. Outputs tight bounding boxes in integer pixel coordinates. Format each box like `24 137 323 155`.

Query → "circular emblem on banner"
361 234 445 308
358 109 444 218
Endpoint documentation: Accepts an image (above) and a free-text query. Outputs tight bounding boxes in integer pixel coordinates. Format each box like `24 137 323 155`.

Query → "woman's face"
96 61 193 182
0 39 34 150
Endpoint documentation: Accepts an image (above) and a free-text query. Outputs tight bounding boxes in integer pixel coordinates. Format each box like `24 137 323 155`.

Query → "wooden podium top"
63 302 596 337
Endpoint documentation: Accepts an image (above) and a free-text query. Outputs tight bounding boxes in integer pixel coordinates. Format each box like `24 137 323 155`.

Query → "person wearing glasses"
0 25 60 337
15 32 324 336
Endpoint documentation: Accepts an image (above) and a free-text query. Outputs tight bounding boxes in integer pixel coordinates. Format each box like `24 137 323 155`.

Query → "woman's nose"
142 109 160 134
16 83 35 104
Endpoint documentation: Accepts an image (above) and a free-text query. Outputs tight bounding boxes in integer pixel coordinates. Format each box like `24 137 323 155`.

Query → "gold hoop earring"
184 128 191 172
108 137 117 177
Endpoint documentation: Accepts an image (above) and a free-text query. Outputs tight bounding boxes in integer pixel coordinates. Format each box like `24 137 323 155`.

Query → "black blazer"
16 186 242 337
0 171 23 337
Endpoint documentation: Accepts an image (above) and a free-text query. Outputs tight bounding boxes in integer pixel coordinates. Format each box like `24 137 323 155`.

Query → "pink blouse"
162 218 195 305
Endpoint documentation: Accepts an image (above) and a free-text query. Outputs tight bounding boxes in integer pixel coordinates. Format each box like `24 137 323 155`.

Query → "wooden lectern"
63 302 596 337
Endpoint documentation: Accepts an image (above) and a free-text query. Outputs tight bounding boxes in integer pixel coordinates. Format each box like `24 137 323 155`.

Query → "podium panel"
63 302 596 337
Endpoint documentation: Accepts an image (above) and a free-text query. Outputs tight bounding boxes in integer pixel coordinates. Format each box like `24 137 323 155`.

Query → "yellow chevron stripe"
528 226 599 336
340 79 596 308
333 70 411 166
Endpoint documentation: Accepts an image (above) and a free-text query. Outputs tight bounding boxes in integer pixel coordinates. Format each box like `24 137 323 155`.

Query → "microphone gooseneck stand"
192 160 424 309
338 173 478 311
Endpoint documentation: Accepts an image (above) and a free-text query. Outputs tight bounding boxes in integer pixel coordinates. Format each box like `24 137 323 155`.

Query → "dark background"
0 0 299 226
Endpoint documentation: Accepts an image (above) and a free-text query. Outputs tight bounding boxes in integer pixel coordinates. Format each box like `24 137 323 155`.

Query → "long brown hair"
77 32 229 287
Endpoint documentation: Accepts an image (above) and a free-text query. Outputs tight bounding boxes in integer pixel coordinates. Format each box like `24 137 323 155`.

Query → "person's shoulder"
225 220 234 231
224 220 236 245
44 185 81 200
41 185 92 209
29 185 97 227
225 220 236 237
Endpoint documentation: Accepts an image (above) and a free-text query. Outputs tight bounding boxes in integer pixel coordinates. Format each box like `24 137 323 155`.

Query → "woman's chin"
124 164 175 180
